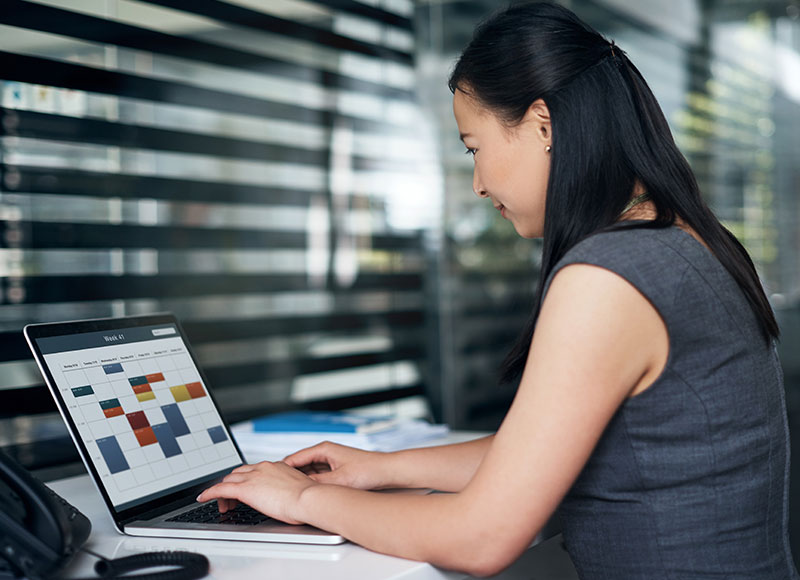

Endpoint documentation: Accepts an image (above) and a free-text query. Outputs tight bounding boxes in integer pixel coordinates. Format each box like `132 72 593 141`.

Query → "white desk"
46 432 553 580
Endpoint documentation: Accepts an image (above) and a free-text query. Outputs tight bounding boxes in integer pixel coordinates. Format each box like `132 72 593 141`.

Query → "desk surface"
47 431 543 580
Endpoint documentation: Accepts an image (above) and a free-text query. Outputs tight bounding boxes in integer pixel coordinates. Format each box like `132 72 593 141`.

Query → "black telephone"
0 448 91 579
0 450 209 580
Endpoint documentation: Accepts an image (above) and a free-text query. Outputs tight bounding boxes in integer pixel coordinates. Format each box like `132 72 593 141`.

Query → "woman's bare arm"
199 263 668 576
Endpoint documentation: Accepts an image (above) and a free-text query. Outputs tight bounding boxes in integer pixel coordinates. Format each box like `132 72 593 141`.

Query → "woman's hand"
283 442 392 490
196 461 317 524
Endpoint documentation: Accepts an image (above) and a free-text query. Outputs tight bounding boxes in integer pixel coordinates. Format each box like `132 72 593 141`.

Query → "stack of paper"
231 411 449 462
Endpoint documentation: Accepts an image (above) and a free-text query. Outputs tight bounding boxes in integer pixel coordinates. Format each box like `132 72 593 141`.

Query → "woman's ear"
525 99 551 144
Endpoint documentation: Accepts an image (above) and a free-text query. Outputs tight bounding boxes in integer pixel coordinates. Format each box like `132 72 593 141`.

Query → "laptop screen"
29 318 242 512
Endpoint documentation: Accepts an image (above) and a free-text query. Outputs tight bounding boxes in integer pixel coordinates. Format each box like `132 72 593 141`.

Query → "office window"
4 0 799 472
0 0 442 471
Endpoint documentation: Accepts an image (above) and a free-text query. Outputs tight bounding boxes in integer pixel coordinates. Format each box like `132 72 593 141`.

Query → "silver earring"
545 145 552 153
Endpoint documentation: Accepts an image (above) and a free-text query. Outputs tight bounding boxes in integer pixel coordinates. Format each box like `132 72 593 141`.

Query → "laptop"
23 313 344 545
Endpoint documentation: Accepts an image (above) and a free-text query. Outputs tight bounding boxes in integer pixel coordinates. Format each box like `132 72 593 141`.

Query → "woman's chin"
513 223 543 239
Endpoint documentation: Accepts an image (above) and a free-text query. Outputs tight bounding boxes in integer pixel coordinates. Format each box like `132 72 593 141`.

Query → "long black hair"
448 2 779 384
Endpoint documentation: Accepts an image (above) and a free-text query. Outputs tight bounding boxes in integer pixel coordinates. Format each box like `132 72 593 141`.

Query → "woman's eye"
464 148 477 157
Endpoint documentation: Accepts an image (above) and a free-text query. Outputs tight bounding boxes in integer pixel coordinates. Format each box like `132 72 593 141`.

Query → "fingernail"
196 494 203 502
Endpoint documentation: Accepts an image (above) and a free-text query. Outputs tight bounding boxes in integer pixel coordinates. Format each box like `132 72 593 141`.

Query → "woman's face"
452 89 552 238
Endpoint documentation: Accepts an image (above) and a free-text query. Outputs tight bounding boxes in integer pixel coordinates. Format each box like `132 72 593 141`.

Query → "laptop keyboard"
168 501 272 526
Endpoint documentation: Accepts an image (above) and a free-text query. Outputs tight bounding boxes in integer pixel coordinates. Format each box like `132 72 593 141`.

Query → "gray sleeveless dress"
542 225 798 579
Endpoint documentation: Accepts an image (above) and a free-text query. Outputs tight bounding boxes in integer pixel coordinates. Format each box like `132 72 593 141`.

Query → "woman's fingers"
195 461 317 525
194 464 256 510
283 443 334 469
217 498 239 513
285 443 384 489
197 481 243 504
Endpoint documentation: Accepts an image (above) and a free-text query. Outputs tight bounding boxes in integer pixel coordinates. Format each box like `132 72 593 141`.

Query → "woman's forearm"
294 476 529 576
380 434 494 491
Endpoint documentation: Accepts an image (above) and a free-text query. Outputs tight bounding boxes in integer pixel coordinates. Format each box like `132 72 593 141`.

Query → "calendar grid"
43 334 241 508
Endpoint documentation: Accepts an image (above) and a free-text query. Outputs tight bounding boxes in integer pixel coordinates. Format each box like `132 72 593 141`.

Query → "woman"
198 3 798 577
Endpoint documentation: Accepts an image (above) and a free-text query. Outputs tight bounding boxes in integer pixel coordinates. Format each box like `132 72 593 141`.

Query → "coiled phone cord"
76 547 209 580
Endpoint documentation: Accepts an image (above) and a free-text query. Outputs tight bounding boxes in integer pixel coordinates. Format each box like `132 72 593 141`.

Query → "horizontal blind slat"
302 385 425 412
310 0 413 29
181 310 424 341
16 222 425 251
140 0 414 64
203 346 423 386
19 222 307 249
14 273 424 302
2 165 318 205
0 384 427 418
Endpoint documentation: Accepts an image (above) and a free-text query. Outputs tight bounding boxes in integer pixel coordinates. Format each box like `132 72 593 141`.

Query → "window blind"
0 0 440 471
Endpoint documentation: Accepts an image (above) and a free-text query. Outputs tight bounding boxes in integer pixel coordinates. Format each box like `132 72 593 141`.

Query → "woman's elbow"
460 551 518 577
461 558 511 578
447 537 528 577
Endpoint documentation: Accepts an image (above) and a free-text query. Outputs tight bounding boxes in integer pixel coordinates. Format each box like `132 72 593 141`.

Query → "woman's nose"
473 175 488 198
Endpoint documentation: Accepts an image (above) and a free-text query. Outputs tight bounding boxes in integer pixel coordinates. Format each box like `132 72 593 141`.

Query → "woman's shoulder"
560 224 689 268
545 225 703 307
573 222 683 250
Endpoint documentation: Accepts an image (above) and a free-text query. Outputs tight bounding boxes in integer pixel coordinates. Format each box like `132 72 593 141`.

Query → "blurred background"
1 0 799 559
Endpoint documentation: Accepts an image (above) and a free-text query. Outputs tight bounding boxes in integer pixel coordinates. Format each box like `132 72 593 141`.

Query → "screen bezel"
23 313 245 527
